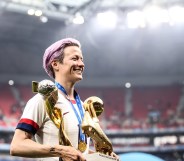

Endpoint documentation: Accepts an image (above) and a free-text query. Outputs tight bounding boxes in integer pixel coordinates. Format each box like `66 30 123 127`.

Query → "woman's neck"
55 79 75 100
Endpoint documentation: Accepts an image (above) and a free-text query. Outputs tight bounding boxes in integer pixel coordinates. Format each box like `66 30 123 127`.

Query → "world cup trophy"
32 80 72 161
32 80 118 161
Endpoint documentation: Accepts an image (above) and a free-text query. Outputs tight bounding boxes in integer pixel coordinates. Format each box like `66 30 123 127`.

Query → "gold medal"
78 141 87 152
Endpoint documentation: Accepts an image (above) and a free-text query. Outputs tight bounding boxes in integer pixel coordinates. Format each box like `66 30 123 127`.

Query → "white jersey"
16 91 89 161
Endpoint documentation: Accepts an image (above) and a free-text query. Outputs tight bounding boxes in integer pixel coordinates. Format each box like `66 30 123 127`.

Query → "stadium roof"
0 0 184 87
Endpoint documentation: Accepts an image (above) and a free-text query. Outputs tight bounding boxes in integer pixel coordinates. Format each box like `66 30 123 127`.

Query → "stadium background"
1 0 184 161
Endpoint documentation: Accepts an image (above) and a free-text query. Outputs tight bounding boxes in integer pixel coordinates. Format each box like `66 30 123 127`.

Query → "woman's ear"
51 60 59 71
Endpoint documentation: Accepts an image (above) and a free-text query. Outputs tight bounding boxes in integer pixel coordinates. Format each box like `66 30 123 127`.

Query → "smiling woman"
10 37 119 161
10 38 88 161
52 45 85 83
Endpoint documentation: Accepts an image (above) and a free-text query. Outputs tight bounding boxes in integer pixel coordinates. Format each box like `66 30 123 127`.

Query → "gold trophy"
32 80 72 161
32 80 117 161
82 97 117 161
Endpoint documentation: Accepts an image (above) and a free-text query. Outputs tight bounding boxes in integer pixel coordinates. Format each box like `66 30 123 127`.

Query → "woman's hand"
54 145 86 161
110 151 120 161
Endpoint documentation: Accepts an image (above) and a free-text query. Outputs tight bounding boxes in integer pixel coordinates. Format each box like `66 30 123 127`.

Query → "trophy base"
85 153 117 161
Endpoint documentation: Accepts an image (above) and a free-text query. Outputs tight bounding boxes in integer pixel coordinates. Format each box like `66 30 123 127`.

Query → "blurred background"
0 0 184 161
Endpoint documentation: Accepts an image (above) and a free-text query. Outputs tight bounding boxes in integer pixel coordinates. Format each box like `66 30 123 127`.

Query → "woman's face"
59 45 85 83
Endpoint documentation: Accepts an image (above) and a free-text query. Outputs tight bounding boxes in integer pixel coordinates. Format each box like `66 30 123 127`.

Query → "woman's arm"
10 129 52 157
10 129 86 161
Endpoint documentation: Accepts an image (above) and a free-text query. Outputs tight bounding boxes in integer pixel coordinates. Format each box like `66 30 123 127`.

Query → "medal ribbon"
55 82 86 143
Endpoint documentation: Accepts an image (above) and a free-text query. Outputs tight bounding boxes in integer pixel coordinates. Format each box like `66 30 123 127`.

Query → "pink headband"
43 38 81 78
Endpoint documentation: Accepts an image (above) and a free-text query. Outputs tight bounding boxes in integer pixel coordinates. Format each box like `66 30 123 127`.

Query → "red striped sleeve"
19 118 39 130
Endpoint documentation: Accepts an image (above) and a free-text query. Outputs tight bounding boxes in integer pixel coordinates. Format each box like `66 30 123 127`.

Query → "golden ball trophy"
32 80 118 161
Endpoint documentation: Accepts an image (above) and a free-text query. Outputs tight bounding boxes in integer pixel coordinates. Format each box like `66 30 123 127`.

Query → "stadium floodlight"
168 6 184 24
40 16 48 23
8 80 14 86
72 13 84 25
125 82 131 88
127 10 146 29
27 8 35 15
143 6 170 27
96 11 118 29
35 9 42 16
